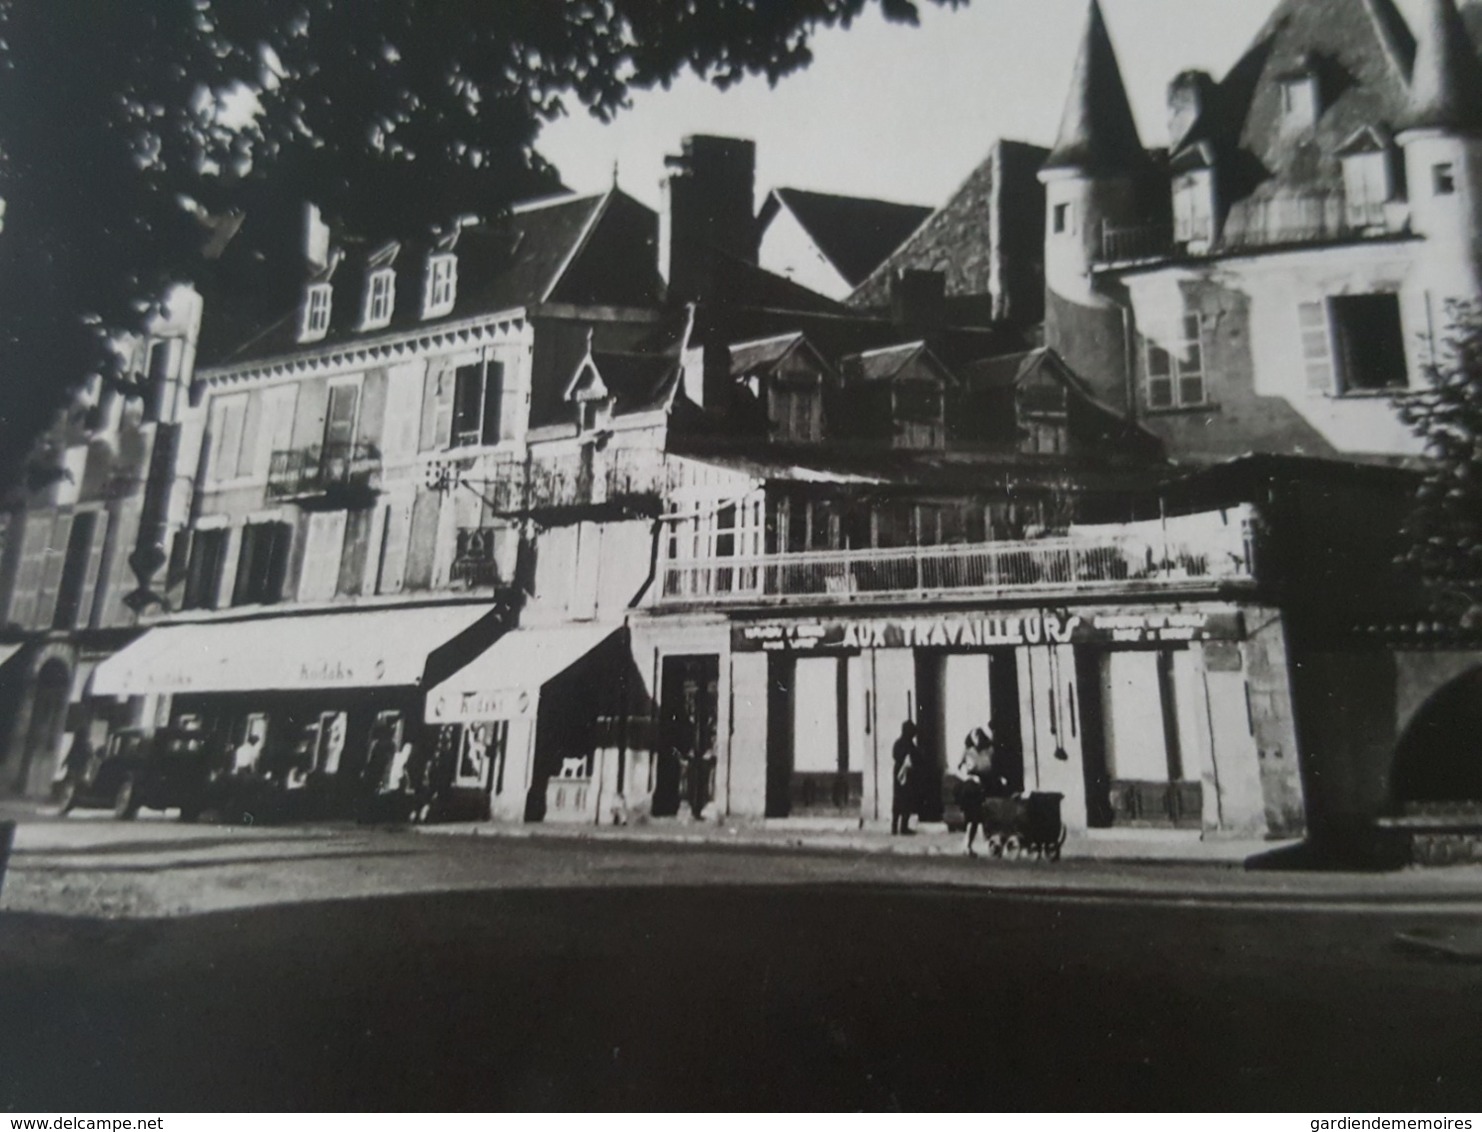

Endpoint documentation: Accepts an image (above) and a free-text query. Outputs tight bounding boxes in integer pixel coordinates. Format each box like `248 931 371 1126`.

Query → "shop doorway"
1077 647 1202 829
917 649 1022 820
654 655 719 818
15 660 70 795
765 653 860 819
1390 665 1482 807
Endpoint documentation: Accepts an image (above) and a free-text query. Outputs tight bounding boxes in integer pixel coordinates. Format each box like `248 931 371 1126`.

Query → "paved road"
2 816 1481 1110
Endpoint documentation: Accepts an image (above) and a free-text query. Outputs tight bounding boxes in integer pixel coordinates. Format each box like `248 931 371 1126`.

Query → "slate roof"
1043 0 1148 174
590 350 682 416
762 189 932 287
847 140 1049 311
1402 0 1482 132
202 190 658 368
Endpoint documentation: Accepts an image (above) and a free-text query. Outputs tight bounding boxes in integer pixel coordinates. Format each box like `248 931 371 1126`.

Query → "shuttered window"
182 528 229 610
1298 301 1336 395
208 394 251 482
33 513 73 631
6 513 53 629
298 511 347 603
232 522 292 606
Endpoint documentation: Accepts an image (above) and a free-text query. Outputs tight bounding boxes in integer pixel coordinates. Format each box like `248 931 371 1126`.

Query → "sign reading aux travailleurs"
731 609 1243 652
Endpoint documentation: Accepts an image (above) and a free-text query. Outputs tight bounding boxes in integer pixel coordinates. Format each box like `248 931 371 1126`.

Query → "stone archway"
14 659 71 797
1389 665 1482 806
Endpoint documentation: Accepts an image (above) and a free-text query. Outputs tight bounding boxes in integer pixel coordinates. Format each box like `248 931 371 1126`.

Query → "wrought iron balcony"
660 507 1257 606
467 447 673 515
267 442 381 502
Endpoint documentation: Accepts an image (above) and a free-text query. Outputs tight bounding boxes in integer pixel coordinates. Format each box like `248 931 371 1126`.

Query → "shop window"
231 714 268 774
1300 295 1407 394
232 521 292 606
182 527 228 610
314 711 347 775
456 720 509 789
1144 314 1205 409
451 360 506 447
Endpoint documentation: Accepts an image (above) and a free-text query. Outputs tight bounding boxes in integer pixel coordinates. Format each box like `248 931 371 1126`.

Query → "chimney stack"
1166 70 1215 152
890 269 947 336
659 135 758 303
304 202 331 273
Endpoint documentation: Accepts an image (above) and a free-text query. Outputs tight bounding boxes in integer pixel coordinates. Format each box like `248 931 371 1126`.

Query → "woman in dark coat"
891 720 920 836
958 724 1011 856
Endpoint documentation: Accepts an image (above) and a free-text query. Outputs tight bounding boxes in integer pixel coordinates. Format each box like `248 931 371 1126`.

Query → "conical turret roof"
1043 0 1147 174
1401 0 1482 133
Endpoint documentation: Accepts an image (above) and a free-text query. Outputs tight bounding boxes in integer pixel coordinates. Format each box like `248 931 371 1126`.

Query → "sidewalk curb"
415 820 1265 870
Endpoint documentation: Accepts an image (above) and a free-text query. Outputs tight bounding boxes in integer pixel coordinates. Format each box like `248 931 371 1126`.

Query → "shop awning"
91 605 498 697
425 622 622 724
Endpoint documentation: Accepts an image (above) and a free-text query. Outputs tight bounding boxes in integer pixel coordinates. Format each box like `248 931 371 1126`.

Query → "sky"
537 0 1427 211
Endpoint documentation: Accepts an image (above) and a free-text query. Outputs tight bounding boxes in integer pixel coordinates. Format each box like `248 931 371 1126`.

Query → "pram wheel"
988 833 1006 858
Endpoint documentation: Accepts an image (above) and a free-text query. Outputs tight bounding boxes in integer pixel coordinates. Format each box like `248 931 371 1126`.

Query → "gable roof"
203 189 659 369
840 341 953 385
1043 0 1147 174
761 188 932 287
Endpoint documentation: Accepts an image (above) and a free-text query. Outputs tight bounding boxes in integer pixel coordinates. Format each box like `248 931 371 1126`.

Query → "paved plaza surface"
3 810 1482 1110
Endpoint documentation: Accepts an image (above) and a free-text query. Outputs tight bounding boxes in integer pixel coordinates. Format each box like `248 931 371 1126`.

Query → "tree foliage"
0 0 958 485
1396 300 1482 626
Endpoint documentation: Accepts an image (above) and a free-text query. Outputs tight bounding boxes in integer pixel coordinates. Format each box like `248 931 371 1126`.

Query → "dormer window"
423 254 457 318
1338 128 1398 231
1278 69 1320 131
300 283 332 343
362 268 395 330
1172 168 1216 247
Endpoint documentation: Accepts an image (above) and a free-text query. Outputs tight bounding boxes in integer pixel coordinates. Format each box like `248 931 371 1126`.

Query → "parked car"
58 727 215 820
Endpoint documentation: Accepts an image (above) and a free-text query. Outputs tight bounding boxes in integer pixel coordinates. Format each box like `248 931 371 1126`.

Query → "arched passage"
1389 665 1482 806
15 659 71 796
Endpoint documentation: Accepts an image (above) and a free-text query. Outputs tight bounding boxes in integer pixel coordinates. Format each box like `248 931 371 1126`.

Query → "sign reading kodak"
731 609 1242 651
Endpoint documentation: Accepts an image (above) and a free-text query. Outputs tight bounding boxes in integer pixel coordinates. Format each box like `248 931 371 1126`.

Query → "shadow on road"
2 880 1478 1112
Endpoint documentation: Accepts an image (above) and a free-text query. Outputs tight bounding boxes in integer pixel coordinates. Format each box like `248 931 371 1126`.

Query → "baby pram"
978 791 1067 860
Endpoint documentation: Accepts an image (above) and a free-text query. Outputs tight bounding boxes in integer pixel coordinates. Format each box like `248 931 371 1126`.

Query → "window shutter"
74 510 111 629
266 522 293 603
375 498 413 594
100 501 142 627
1298 301 1337 395
482 361 505 444
383 364 424 459
298 511 347 602
6 513 52 629
33 513 73 631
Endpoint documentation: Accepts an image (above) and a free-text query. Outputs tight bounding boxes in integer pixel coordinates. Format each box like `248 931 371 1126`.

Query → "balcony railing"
267 442 381 501
660 508 1257 605
472 447 673 514
1098 191 1407 265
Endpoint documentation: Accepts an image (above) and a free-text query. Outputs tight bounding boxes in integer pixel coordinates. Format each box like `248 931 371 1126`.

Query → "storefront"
89 604 503 817
424 622 628 824
728 602 1303 837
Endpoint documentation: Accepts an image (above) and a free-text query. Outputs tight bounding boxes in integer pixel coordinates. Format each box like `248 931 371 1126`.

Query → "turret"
1397 0 1482 302
1038 0 1150 408
1038 0 1149 304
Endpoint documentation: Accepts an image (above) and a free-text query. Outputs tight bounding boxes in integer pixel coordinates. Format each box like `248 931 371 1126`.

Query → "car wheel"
112 773 140 820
